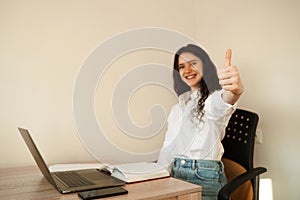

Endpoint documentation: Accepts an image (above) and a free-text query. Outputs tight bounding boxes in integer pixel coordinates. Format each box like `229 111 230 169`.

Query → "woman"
157 44 244 200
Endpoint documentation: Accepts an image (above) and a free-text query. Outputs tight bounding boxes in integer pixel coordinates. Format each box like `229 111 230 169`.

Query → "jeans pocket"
194 167 220 181
194 168 224 197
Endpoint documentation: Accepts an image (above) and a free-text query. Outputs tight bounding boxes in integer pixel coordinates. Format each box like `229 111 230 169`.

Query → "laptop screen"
18 127 58 189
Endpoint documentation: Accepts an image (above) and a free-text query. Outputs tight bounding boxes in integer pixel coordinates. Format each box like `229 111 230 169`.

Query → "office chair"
218 109 267 200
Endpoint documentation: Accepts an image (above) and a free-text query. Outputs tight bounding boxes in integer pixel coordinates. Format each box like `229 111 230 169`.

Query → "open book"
49 161 170 183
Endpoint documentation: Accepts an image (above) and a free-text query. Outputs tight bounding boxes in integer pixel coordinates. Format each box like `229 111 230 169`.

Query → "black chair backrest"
222 109 259 171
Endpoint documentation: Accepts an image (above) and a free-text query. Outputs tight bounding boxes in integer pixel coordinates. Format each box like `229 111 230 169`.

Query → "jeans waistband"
173 157 224 170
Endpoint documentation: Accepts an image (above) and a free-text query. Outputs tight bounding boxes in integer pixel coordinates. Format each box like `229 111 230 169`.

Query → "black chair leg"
254 176 260 200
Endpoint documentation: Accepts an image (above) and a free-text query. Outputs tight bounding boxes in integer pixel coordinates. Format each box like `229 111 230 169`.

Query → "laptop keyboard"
54 171 94 187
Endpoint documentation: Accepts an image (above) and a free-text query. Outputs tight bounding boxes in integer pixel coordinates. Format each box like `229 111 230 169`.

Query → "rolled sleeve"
205 90 237 122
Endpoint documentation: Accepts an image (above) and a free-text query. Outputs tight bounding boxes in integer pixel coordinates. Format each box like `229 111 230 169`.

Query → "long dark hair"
173 44 221 118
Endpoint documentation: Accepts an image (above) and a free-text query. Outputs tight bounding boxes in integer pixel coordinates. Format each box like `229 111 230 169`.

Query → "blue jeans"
172 158 227 200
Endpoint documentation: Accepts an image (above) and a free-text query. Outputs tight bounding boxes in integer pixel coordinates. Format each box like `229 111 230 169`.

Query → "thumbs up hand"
218 49 244 104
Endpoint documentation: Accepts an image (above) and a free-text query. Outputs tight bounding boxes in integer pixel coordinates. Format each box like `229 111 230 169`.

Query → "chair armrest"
218 167 267 200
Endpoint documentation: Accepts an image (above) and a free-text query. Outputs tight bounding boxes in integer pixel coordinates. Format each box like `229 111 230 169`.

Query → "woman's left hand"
218 49 244 104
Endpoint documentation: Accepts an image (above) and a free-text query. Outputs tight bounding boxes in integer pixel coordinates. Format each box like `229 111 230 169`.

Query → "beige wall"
194 1 300 199
1 0 299 199
0 0 197 166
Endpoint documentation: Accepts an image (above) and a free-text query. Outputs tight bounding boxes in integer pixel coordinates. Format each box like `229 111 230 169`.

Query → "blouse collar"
178 90 200 107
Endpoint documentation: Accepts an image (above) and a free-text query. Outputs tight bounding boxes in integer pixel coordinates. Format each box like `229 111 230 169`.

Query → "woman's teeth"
186 75 195 79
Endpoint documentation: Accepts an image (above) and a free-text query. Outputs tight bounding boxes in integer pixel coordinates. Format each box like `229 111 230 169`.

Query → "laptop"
18 127 125 194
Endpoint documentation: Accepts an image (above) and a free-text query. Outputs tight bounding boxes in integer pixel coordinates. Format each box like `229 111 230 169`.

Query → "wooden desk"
0 166 202 200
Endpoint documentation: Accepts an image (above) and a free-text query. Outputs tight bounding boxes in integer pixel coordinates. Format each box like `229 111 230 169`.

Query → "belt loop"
192 160 195 170
219 161 224 172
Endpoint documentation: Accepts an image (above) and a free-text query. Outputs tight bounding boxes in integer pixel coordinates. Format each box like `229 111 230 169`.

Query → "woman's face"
178 52 203 92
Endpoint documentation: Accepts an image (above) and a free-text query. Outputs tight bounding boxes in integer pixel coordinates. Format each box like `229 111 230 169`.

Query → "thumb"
224 49 232 67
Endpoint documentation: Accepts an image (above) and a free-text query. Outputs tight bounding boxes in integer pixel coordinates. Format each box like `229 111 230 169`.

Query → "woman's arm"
218 49 244 105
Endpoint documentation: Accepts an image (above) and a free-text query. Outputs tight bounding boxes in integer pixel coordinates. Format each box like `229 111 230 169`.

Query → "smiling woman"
157 44 244 200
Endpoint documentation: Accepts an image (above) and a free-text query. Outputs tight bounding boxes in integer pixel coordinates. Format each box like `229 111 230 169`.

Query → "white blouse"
157 90 236 166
